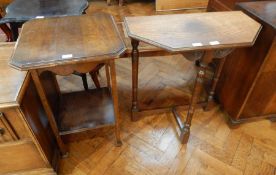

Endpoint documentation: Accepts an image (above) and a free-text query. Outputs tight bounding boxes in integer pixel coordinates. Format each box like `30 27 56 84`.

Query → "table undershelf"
58 87 115 136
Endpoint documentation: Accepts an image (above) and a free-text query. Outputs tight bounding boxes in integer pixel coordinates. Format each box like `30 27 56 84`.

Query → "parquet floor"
58 54 276 175
28 0 276 174
0 1 274 175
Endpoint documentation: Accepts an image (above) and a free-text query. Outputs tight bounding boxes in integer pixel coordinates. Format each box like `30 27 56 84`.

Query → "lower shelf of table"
58 87 115 136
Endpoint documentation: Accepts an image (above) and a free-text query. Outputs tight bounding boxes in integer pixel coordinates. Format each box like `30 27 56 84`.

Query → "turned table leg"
30 70 68 156
205 48 233 111
205 57 226 110
173 51 214 143
131 39 140 121
109 60 122 146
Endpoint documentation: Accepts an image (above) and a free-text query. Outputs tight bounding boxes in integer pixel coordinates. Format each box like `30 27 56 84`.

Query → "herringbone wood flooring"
58 54 276 175
31 0 276 174
0 1 273 175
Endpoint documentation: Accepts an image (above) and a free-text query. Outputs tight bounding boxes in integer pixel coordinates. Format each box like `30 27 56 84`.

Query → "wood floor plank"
54 1 276 174
88 143 128 175
231 134 254 171
183 148 243 175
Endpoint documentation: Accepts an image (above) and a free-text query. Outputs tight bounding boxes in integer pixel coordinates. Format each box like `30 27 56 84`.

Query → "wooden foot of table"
131 109 139 121
172 107 190 144
115 140 123 147
180 127 191 144
61 152 69 159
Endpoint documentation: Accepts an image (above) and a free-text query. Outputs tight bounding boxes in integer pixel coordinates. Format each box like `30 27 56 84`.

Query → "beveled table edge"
123 11 262 53
9 13 127 71
9 48 127 71
1 0 89 24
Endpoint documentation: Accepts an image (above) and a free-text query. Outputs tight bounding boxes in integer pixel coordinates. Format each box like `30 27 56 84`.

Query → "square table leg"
109 60 122 146
30 70 68 156
105 64 111 88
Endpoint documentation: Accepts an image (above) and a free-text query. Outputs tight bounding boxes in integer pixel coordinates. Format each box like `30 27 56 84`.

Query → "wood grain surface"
10 13 126 71
0 43 26 107
57 2 276 174
156 0 208 11
3 0 88 23
124 11 261 52
238 1 276 29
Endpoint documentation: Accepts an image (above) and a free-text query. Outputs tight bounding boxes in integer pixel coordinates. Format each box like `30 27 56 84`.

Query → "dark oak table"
1 0 88 41
1 0 105 92
124 11 261 143
10 13 126 156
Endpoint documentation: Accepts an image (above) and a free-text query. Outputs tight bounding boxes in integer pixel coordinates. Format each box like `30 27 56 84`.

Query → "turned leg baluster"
205 57 226 110
173 51 214 143
131 39 140 121
205 48 233 111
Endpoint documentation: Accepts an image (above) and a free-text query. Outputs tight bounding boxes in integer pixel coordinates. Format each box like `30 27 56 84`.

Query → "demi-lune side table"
124 11 261 143
10 13 126 156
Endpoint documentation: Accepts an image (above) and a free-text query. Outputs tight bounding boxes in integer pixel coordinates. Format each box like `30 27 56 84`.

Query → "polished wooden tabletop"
0 43 26 107
238 1 276 29
10 13 126 71
2 0 88 23
124 11 262 52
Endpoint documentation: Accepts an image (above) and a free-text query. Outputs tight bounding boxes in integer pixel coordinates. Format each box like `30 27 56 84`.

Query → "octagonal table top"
2 0 88 23
124 11 262 52
10 13 126 71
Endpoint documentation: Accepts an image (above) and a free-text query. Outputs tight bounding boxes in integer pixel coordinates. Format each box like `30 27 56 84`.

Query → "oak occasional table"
1 0 94 91
10 13 126 156
124 11 261 143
